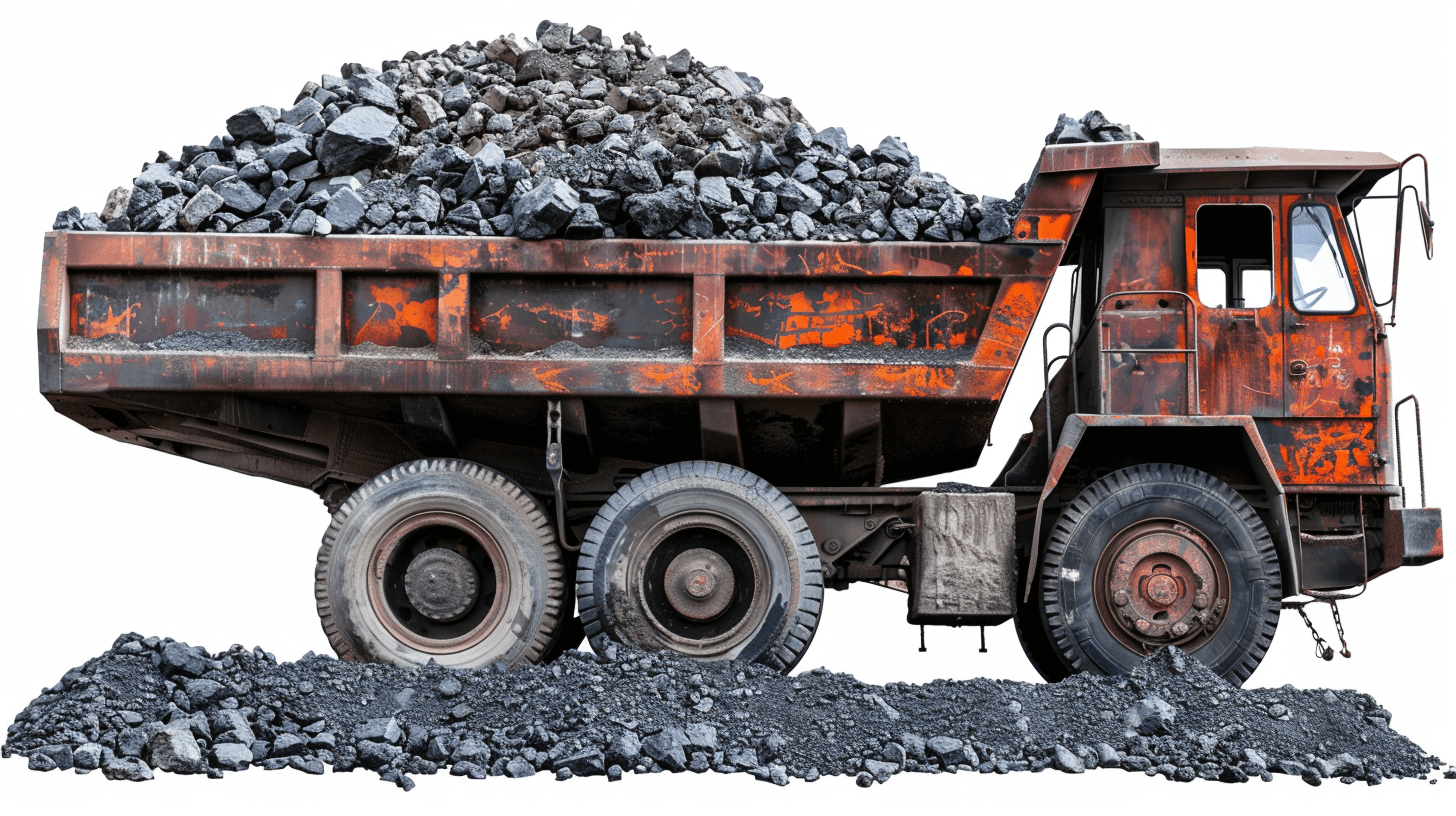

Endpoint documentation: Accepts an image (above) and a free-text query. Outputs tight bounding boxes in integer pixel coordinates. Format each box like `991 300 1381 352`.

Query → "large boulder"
316 106 400 176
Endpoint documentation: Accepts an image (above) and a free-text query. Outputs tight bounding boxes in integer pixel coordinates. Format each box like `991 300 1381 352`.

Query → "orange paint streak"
745 370 796 395
872 365 955 396
523 303 613 333
638 365 700 395
534 368 570 393
353 285 438 346
83 302 140 339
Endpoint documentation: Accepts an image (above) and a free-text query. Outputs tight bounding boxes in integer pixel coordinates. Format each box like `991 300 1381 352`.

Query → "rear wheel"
1035 464 1281 685
577 461 823 672
315 459 566 668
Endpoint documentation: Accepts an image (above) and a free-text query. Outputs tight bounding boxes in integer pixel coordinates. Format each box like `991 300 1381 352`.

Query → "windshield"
1289 203 1356 313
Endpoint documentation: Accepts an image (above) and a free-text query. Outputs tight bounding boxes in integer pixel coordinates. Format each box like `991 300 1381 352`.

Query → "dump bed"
38 141 1159 492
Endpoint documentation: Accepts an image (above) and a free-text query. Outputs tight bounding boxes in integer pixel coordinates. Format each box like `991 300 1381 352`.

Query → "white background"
1 1 1451 812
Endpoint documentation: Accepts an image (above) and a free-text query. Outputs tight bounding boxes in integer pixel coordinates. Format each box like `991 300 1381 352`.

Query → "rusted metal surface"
39 236 1074 401
1096 291 1198 416
1094 518 1230 652
473 276 692 354
1038 141 1160 174
69 271 317 346
344 275 437 348
1156 147 1399 173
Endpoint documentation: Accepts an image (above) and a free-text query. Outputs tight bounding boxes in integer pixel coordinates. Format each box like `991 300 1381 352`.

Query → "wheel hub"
1097 520 1229 652
663 548 735 620
403 548 479 622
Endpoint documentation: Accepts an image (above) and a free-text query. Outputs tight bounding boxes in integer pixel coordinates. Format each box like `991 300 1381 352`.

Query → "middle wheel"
577 461 823 672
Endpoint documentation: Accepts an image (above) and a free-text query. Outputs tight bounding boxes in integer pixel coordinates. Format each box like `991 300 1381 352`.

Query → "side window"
1289 203 1357 313
1195 205 1274 309
1197 263 1228 308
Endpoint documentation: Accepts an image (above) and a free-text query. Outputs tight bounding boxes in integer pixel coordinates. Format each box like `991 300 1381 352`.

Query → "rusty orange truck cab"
37 140 1439 684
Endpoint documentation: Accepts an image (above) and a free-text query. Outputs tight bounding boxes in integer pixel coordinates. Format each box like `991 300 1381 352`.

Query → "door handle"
1289 359 1309 378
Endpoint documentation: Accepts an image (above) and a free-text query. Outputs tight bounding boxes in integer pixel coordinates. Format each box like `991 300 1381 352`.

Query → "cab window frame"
1191 201 1276 311
1287 200 1360 316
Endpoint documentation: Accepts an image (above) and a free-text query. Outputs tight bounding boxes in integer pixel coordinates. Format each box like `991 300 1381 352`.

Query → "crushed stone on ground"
51 21 1135 245
4 633 1444 789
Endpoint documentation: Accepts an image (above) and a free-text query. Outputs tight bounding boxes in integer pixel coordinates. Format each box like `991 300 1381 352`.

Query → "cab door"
1188 197 1283 416
1278 195 1379 484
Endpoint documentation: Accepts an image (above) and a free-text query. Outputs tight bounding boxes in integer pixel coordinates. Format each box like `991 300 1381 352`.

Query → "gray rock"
357 740 402 769
450 739 491 766
356 717 403 744
177 187 224 231
564 203 604 238
28 752 56 771
316 106 400 176
812 126 850 155
537 21 574 52
512 177 580 240
347 75 399 113
183 677 226 704
643 728 688 771
226 106 277 143
925 736 965 766
262 139 313 171
270 733 305 757
625 187 696 237
100 186 131 222
72 742 103 771
872 136 912 165
864 758 897 783
323 187 366 232
696 176 733 213
789 211 813 240
1054 744 1085 773
287 208 318 235
774 178 822 214
1096 742 1120 768
683 724 718 754
211 743 252 772
148 722 204 774
1124 696 1177 736
606 732 641 768
159 642 210 677
504 757 535 778
555 748 606 777
102 757 153 782
613 159 663 193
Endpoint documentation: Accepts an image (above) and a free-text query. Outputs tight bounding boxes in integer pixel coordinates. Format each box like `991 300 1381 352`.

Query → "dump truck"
37 139 1442 684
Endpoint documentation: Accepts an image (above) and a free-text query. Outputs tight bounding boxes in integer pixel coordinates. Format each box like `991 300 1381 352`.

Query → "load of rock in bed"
6 634 1447 790
51 21 1137 244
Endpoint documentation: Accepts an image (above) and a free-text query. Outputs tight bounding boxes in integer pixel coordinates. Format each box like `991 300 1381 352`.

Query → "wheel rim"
366 511 508 654
1092 518 1231 654
628 510 768 657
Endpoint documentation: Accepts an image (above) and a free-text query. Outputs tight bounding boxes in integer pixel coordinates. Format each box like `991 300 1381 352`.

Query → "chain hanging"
1282 598 1352 661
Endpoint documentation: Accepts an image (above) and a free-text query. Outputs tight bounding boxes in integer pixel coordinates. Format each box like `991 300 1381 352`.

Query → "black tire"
540 615 587 664
315 459 566 669
1037 464 1281 686
577 461 823 672
1015 574 1071 683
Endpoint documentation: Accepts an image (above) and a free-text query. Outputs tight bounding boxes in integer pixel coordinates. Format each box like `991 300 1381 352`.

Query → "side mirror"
1383 154 1434 326
1417 198 1434 257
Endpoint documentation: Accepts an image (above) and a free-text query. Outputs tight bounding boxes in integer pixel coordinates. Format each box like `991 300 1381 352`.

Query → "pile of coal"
5 633 1444 790
51 22 1137 244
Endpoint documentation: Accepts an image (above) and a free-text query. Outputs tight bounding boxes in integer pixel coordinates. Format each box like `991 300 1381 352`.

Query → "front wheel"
1034 464 1281 686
